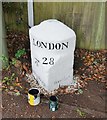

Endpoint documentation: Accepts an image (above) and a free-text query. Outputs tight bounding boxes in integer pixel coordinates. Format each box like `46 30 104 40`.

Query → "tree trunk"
0 2 8 70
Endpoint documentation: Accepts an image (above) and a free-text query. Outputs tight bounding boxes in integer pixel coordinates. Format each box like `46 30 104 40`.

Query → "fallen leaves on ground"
74 49 106 84
1 31 107 96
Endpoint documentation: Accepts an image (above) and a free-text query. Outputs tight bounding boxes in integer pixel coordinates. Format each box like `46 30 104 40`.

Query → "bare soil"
2 80 106 118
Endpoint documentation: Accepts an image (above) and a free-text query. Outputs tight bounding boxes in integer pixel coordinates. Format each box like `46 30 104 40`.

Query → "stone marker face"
29 19 76 92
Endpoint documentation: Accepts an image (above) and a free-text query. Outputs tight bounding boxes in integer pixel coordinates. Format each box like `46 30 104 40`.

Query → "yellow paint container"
28 88 40 106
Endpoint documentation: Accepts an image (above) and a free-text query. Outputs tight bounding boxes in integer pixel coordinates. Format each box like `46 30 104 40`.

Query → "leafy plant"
11 58 17 65
2 73 15 85
0 55 8 64
0 55 9 69
77 88 83 94
15 48 26 59
0 55 18 70
76 108 86 117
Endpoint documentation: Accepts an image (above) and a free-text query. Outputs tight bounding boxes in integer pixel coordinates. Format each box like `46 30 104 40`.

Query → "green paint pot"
49 96 58 111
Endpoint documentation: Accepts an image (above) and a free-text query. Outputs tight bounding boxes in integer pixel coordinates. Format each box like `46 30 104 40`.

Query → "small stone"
13 103 16 105
52 116 55 118
37 115 41 118
1 105 3 109
9 86 14 90
8 91 14 95
11 98 14 101
67 86 72 91
65 88 69 93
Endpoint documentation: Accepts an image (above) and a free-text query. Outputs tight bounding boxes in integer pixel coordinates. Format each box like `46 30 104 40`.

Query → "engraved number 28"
42 57 54 65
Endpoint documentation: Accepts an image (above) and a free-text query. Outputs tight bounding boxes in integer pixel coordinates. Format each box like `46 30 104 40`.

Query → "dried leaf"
14 89 19 93
22 64 28 73
16 77 19 82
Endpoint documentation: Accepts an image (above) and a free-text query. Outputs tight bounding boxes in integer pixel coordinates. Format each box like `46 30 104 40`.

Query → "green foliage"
1 48 26 85
0 55 17 70
2 73 15 85
3 3 22 14
15 48 26 59
0 55 8 64
76 108 86 117
77 88 83 94
0 55 8 69
11 58 17 65
0 48 26 70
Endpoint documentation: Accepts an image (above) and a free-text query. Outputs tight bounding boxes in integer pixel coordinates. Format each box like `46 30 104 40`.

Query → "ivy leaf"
15 48 26 59
78 88 83 94
76 108 86 117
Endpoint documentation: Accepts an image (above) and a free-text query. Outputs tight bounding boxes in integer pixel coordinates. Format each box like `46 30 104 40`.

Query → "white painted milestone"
29 19 76 92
